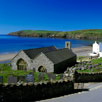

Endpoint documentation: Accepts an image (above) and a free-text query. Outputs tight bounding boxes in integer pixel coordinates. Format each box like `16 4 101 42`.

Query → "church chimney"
65 41 71 49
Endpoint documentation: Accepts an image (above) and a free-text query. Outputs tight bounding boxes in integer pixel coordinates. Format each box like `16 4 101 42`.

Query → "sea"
0 34 93 54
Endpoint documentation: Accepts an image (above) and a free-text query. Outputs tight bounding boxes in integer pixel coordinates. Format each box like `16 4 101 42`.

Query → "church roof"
23 46 57 59
23 46 76 64
45 48 76 64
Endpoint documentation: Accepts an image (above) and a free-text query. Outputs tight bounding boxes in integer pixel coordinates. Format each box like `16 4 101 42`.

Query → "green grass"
91 58 102 64
0 63 62 83
76 58 102 73
34 72 39 82
44 73 49 81
77 68 99 73
56 74 61 80
0 63 33 83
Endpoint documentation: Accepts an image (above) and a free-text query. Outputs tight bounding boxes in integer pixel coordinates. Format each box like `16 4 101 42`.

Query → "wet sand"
0 46 92 62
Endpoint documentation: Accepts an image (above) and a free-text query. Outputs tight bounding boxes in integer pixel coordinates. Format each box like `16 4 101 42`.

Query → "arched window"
17 59 27 70
38 66 47 72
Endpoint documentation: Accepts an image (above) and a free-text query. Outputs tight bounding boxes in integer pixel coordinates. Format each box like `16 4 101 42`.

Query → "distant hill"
8 29 102 40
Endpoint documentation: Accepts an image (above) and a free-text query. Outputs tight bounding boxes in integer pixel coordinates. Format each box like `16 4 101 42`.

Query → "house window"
17 59 27 70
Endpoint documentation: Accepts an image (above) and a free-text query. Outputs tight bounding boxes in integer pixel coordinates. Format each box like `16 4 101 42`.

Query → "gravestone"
81 67 85 70
47 73 56 80
0 66 2 71
83 61 87 64
98 63 101 65
95 67 99 70
75 64 78 67
0 76 3 83
8 75 17 84
29 72 34 75
78 67 81 70
17 76 25 82
88 61 92 64
8 63 11 67
99 43 102 52
60 74 63 80
92 64 96 68
88 65 92 69
25 74 34 83
33 68 35 73
38 73 45 81
91 69 93 72
78 64 82 67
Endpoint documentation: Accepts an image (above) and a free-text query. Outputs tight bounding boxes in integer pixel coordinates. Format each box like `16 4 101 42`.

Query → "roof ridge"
45 48 70 54
23 46 56 51
22 46 58 59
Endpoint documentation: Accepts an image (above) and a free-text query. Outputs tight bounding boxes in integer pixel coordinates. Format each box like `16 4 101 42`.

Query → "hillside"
8 29 102 40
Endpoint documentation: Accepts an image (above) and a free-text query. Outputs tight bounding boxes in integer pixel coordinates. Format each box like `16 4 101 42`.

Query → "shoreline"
0 46 92 63
0 53 17 62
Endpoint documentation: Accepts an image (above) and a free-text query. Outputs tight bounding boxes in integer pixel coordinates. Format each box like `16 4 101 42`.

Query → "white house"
92 41 99 54
89 41 102 58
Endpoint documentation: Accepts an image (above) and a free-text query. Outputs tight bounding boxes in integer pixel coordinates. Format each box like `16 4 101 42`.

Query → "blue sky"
0 0 102 34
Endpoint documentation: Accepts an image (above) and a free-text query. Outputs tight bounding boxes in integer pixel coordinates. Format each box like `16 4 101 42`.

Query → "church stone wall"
11 50 76 73
11 51 32 70
32 53 54 72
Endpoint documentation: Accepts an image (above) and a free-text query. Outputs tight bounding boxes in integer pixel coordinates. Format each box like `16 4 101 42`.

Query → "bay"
0 35 93 54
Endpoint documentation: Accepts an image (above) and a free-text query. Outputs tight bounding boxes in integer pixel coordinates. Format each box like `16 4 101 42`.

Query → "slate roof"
23 46 76 64
45 48 76 64
23 46 57 59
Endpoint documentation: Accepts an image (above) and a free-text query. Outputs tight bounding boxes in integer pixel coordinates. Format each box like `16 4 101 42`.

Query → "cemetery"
1 41 102 101
64 58 102 82
0 63 63 84
1 56 102 83
1 57 102 101
1 57 102 84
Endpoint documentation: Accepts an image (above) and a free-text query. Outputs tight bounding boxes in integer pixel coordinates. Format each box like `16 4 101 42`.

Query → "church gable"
32 52 54 73
11 50 32 70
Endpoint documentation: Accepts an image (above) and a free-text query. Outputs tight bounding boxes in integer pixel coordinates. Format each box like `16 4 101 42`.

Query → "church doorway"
17 59 27 70
38 66 47 72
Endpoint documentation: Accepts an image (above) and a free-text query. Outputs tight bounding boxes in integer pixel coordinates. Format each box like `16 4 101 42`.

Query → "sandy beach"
72 46 92 56
0 46 92 62
0 53 17 62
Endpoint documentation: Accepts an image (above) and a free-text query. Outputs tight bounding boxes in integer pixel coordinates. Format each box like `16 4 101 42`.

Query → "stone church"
11 42 76 73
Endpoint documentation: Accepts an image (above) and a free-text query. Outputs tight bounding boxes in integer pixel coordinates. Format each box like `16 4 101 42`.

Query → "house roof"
45 48 76 64
23 46 57 59
23 46 76 64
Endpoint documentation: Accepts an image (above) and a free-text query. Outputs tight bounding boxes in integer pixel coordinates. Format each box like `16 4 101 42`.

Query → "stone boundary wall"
0 80 74 102
75 72 102 82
